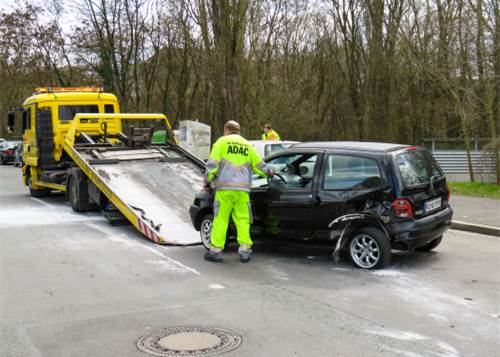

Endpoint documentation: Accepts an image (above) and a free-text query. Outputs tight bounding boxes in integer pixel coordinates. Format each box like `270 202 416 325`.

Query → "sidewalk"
450 195 500 236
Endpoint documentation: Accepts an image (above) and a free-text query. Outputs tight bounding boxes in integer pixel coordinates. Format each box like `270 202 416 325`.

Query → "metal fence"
431 150 496 174
422 138 497 181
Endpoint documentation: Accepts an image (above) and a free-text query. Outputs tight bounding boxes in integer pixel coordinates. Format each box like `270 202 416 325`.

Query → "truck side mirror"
7 111 15 133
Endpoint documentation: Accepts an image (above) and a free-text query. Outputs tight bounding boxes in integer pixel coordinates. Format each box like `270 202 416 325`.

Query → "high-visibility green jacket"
261 129 280 141
206 134 269 191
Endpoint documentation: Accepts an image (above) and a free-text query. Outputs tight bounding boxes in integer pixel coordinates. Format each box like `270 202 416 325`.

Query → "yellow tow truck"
7 87 205 245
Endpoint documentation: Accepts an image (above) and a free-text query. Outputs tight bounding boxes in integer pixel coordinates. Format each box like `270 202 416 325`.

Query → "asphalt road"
0 165 499 357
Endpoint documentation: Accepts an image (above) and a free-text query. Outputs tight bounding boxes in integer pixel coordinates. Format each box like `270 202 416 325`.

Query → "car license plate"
424 197 442 213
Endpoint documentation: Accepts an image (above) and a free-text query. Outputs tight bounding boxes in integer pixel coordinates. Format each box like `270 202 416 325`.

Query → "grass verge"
449 181 500 199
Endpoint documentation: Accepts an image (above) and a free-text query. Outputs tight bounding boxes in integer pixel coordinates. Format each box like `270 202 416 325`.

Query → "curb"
451 220 500 237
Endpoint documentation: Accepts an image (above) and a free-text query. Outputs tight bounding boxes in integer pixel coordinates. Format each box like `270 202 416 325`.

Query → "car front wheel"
348 227 391 269
200 214 213 250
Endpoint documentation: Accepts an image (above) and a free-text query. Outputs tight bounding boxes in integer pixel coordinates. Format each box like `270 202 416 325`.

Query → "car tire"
0 156 6 165
200 214 214 250
348 227 391 269
416 235 442 251
199 214 232 250
27 170 51 197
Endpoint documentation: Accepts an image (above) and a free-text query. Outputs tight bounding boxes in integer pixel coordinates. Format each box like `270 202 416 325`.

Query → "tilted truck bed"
63 114 205 245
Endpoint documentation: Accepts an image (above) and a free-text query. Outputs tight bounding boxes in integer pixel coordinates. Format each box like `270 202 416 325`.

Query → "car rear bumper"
1 154 15 162
389 206 453 250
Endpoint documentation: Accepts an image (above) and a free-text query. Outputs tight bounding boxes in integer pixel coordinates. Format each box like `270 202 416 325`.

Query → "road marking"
88 222 201 276
30 197 53 207
209 283 226 289
142 246 201 276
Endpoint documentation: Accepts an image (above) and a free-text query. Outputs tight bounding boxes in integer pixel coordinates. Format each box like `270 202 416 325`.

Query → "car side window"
266 153 318 190
323 155 381 190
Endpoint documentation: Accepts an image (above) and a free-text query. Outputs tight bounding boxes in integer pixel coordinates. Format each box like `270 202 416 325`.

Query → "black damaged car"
189 142 453 269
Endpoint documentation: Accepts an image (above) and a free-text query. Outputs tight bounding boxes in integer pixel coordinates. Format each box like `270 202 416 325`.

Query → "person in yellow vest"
261 124 281 141
204 120 273 263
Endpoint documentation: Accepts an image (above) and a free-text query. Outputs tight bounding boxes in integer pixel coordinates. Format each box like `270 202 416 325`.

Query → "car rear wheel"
349 227 391 269
416 235 442 251
200 214 213 250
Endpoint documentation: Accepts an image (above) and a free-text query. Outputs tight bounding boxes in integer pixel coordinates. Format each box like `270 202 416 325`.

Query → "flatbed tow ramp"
63 114 205 245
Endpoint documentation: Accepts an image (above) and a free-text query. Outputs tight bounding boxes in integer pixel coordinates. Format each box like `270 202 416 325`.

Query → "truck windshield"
396 150 443 187
59 105 99 122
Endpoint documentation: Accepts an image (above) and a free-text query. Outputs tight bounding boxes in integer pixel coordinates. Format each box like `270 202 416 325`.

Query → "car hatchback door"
393 148 450 218
251 151 321 238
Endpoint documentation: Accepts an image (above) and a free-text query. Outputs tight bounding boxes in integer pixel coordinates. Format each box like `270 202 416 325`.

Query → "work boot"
204 250 223 263
238 245 252 263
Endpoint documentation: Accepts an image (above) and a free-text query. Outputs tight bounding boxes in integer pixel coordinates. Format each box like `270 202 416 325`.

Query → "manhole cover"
137 326 242 356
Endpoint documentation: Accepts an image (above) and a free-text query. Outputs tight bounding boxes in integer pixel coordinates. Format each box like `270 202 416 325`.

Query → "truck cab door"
251 151 321 238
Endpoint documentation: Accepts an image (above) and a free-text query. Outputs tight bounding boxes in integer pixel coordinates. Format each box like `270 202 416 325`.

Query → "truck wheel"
67 175 82 212
67 169 98 212
416 236 442 251
27 171 51 197
200 214 213 250
348 227 391 269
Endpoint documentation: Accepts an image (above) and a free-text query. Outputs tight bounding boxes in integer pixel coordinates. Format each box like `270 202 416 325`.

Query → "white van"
248 140 299 158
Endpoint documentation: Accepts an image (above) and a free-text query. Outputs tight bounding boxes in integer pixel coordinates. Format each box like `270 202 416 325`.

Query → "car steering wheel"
268 173 287 185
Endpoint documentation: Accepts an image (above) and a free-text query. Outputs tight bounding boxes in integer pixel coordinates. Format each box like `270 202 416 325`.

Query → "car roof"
248 140 299 145
292 141 411 152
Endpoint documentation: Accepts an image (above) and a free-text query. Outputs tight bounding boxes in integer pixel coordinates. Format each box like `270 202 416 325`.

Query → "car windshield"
396 149 443 187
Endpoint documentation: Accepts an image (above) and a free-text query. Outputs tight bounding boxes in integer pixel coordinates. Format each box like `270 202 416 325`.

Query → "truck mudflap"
63 114 206 245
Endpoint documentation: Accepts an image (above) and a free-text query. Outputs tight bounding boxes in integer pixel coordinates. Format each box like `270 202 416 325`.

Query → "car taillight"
392 198 414 218
6 149 13 155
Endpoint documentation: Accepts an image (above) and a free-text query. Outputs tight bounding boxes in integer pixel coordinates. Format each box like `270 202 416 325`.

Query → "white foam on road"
368 328 426 341
1 202 103 228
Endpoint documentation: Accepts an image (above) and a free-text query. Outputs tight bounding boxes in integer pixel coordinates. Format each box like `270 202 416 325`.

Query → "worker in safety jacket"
261 123 281 141
204 120 273 263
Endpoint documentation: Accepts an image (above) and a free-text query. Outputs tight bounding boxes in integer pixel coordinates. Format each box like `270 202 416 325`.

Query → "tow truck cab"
11 87 120 191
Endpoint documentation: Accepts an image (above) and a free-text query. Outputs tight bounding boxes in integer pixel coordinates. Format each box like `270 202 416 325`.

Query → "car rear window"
323 155 381 190
396 149 443 187
59 105 99 122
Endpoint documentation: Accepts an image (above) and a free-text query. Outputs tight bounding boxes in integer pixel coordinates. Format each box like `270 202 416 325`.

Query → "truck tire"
348 227 391 269
27 169 51 197
67 168 98 212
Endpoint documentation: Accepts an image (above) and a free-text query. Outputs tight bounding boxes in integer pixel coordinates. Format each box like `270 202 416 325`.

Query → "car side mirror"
365 176 381 188
7 111 15 133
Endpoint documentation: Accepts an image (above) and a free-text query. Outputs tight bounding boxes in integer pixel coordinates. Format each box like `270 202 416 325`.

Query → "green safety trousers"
211 190 252 251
